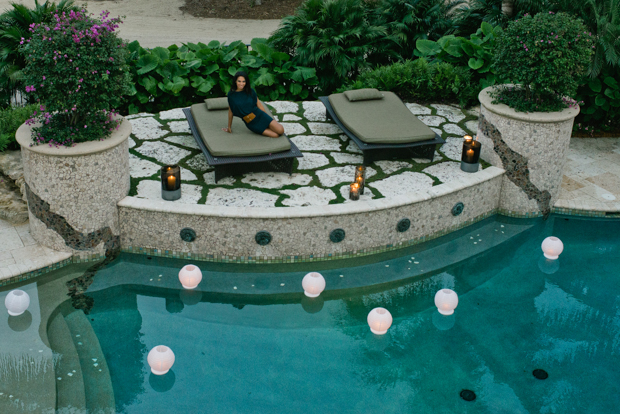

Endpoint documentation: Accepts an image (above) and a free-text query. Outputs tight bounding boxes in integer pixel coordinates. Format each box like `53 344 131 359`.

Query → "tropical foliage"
0 103 37 150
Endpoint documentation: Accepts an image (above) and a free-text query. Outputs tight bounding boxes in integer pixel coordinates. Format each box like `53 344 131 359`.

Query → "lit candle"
466 148 474 162
355 175 365 195
167 174 176 190
464 135 473 144
349 183 360 200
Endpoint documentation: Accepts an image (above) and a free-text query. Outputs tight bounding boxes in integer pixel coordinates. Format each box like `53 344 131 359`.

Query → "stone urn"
16 117 131 260
476 86 579 217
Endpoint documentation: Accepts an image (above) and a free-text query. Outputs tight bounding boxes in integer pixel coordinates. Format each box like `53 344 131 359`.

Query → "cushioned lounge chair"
183 98 302 183
319 89 445 164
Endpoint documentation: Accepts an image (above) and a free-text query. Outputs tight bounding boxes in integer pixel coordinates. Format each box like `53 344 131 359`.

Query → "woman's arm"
257 99 267 112
225 108 233 133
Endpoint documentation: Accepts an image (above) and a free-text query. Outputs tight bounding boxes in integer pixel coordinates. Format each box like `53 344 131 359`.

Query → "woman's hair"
232 71 252 95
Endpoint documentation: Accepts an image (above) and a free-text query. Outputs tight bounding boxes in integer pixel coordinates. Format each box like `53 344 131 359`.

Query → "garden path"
0 0 280 48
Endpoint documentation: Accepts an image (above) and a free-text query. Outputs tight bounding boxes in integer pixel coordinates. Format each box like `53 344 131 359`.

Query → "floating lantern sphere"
367 307 393 335
5 290 30 316
178 264 202 289
147 345 175 375
541 237 563 260
302 272 326 297
434 289 458 315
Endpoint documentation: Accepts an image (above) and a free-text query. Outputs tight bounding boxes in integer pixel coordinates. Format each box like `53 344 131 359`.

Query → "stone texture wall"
118 168 504 262
18 119 131 259
477 87 579 216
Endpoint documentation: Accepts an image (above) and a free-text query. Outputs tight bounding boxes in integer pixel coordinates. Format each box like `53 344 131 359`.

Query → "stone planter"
476 86 579 216
16 117 131 259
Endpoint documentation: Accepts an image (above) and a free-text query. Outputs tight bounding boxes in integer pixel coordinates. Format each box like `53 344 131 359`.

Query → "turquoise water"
1 214 619 413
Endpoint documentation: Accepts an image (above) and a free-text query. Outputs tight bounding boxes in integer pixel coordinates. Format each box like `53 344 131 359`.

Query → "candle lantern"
460 135 482 173
354 166 366 195
349 183 360 201
161 165 181 201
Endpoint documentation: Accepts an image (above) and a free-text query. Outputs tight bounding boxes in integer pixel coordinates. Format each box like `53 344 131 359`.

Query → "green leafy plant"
0 103 37 151
0 0 78 106
339 58 478 106
268 0 390 93
124 38 318 114
577 65 620 127
491 12 594 112
20 9 132 146
415 21 502 89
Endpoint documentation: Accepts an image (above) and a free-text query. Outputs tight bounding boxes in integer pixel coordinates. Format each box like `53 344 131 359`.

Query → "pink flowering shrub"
491 12 594 113
19 9 131 146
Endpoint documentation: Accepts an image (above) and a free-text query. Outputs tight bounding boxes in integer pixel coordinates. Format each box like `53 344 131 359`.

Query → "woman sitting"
223 71 285 138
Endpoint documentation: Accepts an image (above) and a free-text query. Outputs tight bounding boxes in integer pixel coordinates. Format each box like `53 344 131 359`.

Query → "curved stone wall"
17 118 131 259
477 86 579 217
119 167 504 262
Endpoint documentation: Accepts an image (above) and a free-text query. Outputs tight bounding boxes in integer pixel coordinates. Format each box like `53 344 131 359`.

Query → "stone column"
476 86 579 216
16 117 131 260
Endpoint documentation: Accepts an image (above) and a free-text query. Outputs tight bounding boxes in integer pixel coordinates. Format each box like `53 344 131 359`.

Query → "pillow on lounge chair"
205 97 229 110
344 88 384 102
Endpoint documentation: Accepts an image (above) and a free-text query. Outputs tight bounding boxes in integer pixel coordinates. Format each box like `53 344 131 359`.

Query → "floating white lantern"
367 307 393 335
147 345 175 375
5 290 30 316
434 289 458 315
178 264 202 289
541 237 563 260
301 272 326 297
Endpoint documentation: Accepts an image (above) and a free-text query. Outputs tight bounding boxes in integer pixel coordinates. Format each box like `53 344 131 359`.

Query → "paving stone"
302 101 327 121
202 172 236 185
430 127 443 136
296 153 330 170
136 180 202 204
465 120 479 135
168 121 191 134
135 141 192 165
418 116 446 127
291 135 341 151
412 153 443 164
439 137 463 161
281 123 307 136
282 114 301 121
266 101 299 113
281 187 336 206
345 141 363 154
129 154 160 178
159 108 187 120
205 188 278 207
181 168 197 181
165 135 199 150
316 165 376 188
423 161 472 183
406 103 431 115
308 122 342 135
430 104 466 123
338 183 375 203
465 105 480 117
241 172 312 189
443 123 467 136
125 113 154 119
186 154 212 172
337 134 349 142
368 171 434 197
375 160 412 175
129 117 168 140
128 137 136 149
330 152 363 165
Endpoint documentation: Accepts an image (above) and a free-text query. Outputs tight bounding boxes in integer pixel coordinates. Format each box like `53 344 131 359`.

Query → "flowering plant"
19 9 131 146
491 12 594 113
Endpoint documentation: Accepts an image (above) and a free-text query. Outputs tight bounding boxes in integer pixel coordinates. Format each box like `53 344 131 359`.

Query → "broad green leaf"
178 51 196 61
253 42 274 63
228 66 239 77
299 89 309 100
197 42 208 49
604 88 615 99
595 94 607 106
481 22 493 37
254 67 276 86
271 51 290 64
136 54 159 75
202 63 219 76
269 90 279 100
588 78 602 93
137 92 150 104
139 75 158 94
291 66 316 82
186 42 200 51
416 39 441 56
128 40 141 54
190 76 205 88
151 47 170 62
250 38 269 50
207 40 221 49
468 57 484 70
184 59 202 70
197 78 216 94
289 83 302 95
441 38 463 58
221 49 239 63
603 76 618 89
128 104 140 114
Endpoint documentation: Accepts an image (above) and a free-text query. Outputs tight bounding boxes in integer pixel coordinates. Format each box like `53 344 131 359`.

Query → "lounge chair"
183 98 302 183
319 89 445 164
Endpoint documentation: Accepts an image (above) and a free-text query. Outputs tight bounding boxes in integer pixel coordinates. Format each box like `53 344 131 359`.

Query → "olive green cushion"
328 91 436 144
344 88 384 102
204 97 229 110
190 103 290 157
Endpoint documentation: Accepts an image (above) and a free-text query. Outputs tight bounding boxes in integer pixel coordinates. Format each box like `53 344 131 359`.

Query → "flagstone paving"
126 100 483 208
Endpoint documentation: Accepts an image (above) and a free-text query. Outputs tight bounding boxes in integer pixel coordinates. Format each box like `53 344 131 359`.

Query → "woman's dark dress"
227 88 273 134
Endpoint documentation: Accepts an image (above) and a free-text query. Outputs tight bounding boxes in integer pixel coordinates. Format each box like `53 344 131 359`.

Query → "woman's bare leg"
262 120 284 138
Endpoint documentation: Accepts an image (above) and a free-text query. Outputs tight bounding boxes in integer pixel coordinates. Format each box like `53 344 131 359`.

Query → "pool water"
1 215 619 413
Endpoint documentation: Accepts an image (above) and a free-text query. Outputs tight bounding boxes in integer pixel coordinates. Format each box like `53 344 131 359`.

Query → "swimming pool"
1 214 619 413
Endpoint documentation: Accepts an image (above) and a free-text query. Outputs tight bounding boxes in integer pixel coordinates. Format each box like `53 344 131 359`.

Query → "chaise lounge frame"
183 108 303 183
319 96 445 165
